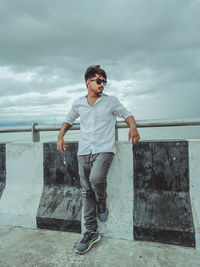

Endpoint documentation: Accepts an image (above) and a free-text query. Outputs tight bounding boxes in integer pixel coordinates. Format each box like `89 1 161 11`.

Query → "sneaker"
97 202 109 222
75 231 101 254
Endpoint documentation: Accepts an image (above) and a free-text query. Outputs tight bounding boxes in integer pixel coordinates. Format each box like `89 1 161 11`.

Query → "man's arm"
57 122 72 153
125 115 140 145
57 99 79 153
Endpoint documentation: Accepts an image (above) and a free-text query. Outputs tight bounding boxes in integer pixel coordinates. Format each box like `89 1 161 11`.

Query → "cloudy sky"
0 0 200 130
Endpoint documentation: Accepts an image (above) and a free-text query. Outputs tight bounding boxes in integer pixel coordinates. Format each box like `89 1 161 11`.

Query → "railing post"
32 122 40 142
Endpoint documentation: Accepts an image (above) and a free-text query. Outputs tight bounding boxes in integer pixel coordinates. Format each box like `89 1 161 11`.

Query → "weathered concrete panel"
133 141 195 247
81 141 134 240
37 142 82 233
0 143 43 228
0 143 6 198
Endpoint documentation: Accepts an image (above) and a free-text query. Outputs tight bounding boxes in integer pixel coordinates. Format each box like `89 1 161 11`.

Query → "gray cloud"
0 0 200 124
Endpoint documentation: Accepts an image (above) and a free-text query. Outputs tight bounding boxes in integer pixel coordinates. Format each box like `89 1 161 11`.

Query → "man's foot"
97 202 109 222
74 231 101 254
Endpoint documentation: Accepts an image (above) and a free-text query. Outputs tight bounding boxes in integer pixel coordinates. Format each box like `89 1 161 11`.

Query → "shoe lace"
81 232 92 243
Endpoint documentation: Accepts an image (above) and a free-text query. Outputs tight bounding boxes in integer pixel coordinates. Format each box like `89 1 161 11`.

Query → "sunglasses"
89 78 107 86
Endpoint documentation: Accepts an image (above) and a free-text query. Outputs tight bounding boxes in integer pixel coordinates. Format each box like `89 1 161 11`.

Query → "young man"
57 65 140 254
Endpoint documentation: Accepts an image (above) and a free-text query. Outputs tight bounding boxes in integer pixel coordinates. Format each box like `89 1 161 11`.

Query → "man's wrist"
130 124 137 129
57 135 64 140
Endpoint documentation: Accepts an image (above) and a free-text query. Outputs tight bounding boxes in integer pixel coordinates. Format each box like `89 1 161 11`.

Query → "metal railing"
0 118 200 142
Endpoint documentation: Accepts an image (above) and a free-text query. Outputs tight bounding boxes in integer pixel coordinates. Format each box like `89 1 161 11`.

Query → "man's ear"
86 80 90 87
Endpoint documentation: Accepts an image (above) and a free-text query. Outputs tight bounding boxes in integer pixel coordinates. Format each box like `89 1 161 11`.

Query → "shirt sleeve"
65 100 79 125
112 96 132 120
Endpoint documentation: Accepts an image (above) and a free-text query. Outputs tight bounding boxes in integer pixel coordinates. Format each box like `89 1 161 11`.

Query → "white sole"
75 234 101 254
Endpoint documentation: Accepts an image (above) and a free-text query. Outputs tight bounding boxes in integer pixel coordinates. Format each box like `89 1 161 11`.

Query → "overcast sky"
0 0 200 127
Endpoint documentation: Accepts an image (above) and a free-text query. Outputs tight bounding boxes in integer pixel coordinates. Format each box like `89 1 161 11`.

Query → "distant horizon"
0 120 63 127
1 115 200 127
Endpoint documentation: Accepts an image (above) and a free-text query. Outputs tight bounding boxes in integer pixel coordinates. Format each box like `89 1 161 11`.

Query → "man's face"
87 74 106 95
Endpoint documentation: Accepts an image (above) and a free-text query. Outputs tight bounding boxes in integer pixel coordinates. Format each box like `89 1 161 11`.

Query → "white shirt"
65 93 132 155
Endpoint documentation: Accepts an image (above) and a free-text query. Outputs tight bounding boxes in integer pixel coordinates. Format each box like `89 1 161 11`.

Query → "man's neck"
87 92 102 99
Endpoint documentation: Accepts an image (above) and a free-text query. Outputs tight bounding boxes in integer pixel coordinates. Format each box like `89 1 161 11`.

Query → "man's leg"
89 152 114 220
77 154 97 232
75 154 101 254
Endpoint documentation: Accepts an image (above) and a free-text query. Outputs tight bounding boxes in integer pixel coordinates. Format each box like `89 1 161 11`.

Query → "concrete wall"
0 140 200 249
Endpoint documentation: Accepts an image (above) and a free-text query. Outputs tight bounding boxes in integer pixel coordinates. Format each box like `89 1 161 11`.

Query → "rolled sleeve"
65 100 79 125
112 96 132 120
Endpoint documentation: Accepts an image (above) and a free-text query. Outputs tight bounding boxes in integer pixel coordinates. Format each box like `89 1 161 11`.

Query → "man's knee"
82 188 95 198
90 176 105 189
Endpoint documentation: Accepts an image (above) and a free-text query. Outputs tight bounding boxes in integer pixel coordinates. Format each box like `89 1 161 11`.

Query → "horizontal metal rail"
0 118 200 142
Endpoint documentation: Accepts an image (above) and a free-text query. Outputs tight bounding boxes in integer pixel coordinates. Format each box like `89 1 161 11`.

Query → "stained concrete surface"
133 141 195 247
0 226 200 267
37 142 82 232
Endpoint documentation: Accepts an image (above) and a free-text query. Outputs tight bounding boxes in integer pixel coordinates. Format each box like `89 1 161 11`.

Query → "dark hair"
84 65 107 87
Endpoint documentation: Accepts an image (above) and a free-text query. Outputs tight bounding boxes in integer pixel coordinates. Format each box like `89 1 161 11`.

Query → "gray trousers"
77 152 114 232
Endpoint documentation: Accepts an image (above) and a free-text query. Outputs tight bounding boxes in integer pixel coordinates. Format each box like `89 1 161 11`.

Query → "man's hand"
125 116 140 145
57 137 66 153
57 122 72 153
128 126 140 145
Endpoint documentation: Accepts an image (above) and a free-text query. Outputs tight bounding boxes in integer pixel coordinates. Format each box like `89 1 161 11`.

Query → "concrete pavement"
0 226 200 267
